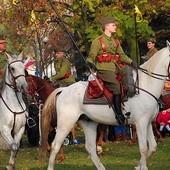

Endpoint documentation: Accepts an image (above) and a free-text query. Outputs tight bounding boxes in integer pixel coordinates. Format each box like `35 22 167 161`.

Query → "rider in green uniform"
0 35 7 93
51 46 76 86
86 16 138 125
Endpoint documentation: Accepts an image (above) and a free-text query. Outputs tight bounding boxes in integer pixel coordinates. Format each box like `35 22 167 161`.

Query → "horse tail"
39 88 63 162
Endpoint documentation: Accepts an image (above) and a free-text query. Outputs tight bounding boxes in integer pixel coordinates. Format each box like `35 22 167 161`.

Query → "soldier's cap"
99 16 116 27
54 46 65 53
147 38 156 43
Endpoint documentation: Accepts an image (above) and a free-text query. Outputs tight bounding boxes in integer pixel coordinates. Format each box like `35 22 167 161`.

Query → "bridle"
138 62 170 80
27 76 46 97
0 59 27 137
6 60 26 92
133 56 170 104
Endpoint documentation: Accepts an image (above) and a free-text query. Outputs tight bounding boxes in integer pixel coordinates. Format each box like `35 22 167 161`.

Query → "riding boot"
112 94 125 125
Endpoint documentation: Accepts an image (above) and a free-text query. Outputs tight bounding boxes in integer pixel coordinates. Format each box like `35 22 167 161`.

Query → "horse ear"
5 52 13 61
166 40 170 48
18 51 23 60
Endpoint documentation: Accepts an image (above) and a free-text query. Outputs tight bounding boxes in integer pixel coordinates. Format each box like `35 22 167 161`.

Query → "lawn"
0 134 170 170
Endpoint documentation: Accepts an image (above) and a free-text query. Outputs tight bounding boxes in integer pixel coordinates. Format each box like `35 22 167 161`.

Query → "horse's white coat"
0 53 28 170
45 42 170 170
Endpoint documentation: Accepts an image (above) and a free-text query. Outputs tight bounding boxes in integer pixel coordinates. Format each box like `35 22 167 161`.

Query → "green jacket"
0 52 6 82
146 47 158 61
51 56 75 86
86 33 132 72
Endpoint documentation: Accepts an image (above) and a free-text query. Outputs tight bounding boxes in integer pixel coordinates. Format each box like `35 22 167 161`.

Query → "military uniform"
145 38 158 61
86 16 136 125
0 35 7 91
51 56 75 86
0 52 6 82
86 33 132 94
145 47 158 61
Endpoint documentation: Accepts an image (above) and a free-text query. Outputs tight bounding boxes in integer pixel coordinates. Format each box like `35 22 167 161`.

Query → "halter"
6 60 26 91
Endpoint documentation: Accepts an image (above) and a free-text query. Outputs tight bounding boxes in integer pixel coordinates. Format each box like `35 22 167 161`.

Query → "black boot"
113 94 125 125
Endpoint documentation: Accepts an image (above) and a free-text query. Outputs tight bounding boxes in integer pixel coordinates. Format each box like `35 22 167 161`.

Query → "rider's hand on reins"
131 60 139 69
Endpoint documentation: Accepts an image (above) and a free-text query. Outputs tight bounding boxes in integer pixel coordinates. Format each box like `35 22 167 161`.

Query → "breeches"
97 70 120 94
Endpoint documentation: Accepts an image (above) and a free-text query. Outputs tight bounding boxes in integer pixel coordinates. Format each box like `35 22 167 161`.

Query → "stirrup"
27 117 36 128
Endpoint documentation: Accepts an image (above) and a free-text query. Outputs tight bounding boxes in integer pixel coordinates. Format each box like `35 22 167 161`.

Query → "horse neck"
2 84 26 112
37 80 55 102
139 51 168 98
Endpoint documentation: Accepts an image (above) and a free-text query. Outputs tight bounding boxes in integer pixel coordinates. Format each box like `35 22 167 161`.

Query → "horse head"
26 75 38 96
5 52 28 92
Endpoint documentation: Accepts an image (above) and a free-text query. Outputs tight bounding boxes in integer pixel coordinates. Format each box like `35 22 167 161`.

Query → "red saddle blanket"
84 78 112 104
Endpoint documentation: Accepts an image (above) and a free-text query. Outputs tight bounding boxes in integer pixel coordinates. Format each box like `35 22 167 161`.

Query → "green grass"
0 135 170 170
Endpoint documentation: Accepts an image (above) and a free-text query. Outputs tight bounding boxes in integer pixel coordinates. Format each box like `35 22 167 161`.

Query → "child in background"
156 109 170 135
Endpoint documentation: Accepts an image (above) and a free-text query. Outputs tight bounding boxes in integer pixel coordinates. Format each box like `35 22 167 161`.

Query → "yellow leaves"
12 0 17 6
30 10 37 25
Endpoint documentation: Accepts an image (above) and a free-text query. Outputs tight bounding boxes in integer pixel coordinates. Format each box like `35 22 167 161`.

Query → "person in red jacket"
156 109 170 132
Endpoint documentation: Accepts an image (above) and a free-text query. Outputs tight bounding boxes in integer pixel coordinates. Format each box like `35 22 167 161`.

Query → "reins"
1 59 27 137
27 76 46 96
132 61 170 104
138 66 170 80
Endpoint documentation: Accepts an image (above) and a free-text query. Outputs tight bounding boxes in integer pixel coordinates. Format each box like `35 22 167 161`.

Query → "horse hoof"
157 138 163 142
129 140 137 145
56 156 64 163
134 166 140 170
10 143 18 151
5 164 15 170
97 146 103 155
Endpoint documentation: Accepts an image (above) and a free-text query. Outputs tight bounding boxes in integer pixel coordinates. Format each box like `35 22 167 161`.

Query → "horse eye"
10 67 15 72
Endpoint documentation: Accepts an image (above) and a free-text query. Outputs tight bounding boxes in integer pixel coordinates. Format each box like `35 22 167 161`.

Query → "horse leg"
97 124 107 146
78 120 106 170
152 121 162 142
1 125 24 170
71 124 79 144
47 125 74 170
56 147 64 163
135 121 149 170
6 126 25 170
131 124 137 144
96 124 107 155
147 123 157 158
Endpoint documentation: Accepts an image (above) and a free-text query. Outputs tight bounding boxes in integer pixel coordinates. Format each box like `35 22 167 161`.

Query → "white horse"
0 52 28 170
40 41 170 170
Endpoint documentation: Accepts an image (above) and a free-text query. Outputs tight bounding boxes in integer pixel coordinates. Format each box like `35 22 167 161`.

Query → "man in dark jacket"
86 16 137 125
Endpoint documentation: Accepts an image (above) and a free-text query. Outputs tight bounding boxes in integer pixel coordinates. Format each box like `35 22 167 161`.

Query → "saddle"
83 78 112 105
83 66 135 105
